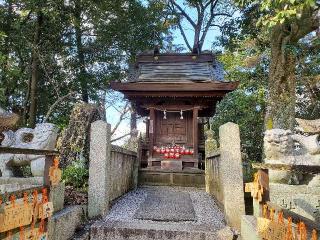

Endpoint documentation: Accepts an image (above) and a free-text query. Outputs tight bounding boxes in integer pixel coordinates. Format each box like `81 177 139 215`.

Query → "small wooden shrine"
111 51 238 171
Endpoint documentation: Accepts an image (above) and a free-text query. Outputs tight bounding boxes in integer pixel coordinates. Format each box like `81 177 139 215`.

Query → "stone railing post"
219 122 245 230
88 120 111 218
205 129 218 194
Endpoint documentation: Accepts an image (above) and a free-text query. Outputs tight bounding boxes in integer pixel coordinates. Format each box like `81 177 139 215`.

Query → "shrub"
62 160 89 189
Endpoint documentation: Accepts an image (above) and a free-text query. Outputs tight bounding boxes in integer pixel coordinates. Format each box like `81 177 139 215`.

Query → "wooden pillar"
149 107 155 160
193 107 199 165
145 119 150 141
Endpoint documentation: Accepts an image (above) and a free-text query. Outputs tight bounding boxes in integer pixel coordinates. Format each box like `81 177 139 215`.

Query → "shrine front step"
138 168 205 188
90 221 233 240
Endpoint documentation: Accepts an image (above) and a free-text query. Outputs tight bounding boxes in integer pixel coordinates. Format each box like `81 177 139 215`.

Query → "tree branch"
212 13 233 17
43 91 78 122
111 132 131 143
169 0 196 28
177 21 193 51
110 102 130 136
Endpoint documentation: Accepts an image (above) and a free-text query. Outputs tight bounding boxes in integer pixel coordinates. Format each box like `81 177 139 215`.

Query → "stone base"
138 168 205 187
269 183 320 222
50 182 65 213
0 177 43 185
48 205 86 240
161 160 182 171
241 215 261 240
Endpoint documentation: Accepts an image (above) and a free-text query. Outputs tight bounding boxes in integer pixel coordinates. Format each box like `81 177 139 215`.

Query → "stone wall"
205 122 245 231
205 151 223 208
110 145 138 201
88 120 138 218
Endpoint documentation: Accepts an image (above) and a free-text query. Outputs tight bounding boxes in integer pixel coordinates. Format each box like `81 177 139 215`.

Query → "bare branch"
111 132 131 143
199 0 222 49
43 91 78 122
212 13 233 18
210 24 224 29
177 21 193 51
169 0 196 28
110 102 130 136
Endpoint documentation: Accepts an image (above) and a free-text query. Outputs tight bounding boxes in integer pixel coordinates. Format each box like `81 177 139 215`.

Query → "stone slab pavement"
134 189 196 222
90 186 237 240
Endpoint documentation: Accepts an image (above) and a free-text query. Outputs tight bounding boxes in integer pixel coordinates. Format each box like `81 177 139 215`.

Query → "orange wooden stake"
42 188 48 203
263 204 268 218
39 218 45 234
19 226 25 240
23 192 28 205
269 208 275 221
33 189 38 205
9 194 16 208
286 217 293 240
298 222 307 240
312 229 318 240
278 211 284 224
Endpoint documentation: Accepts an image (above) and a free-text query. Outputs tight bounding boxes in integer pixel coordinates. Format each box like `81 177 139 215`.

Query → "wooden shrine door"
155 111 189 145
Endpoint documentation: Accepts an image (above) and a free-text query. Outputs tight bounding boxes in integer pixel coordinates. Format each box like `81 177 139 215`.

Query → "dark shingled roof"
128 52 225 83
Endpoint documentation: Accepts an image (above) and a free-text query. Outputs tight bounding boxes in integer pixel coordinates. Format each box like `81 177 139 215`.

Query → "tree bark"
74 2 89 103
266 10 319 130
1 0 13 107
265 26 297 130
130 110 138 138
29 10 43 128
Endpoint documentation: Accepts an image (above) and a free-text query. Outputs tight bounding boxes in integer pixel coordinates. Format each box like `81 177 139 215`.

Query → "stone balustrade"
88 120 138 219
205 122 245 231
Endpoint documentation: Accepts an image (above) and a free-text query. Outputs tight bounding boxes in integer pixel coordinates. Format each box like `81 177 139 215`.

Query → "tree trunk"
29 11 43 128
1 0 13 107
74 2 89 103
59 103 101 168
265 27 297 130
130 110 138 138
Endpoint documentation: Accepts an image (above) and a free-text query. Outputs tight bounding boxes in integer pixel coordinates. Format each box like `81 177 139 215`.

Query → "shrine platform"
138 167 205 188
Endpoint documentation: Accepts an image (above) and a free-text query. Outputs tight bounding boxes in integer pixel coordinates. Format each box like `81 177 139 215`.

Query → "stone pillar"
205 129 218 158
219 122 245 230
88 120 111 218
205 129 218 194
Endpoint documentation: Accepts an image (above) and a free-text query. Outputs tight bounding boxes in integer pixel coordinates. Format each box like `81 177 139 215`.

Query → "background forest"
0 0 319 164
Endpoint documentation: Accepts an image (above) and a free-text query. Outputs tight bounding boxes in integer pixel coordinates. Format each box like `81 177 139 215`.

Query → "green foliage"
212 38 268 162
62 160 89 189
236 0 317 28
0 0 174 126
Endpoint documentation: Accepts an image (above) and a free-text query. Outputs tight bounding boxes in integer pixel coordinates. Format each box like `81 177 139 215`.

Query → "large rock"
59 103 101 168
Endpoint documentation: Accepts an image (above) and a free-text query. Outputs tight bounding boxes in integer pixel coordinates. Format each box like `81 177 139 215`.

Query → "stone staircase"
89 186 237 240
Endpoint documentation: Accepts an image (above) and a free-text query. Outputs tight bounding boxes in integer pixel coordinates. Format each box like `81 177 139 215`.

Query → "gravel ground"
104 186 227 233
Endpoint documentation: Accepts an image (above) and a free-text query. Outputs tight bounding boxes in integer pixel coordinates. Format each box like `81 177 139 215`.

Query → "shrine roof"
128 52 225 83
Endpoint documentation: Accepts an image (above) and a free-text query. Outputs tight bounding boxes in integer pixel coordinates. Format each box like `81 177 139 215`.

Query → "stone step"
138 168 205 187
90 221 235 240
